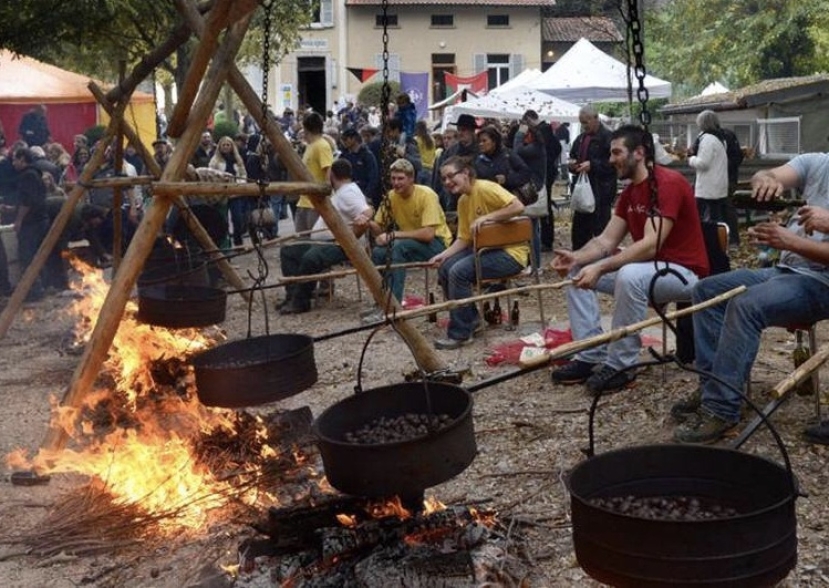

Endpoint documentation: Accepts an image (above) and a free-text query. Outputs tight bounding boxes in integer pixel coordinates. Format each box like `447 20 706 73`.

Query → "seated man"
364 158 452 320
278 158 373 315
429 156 527 350
550 124 709 394
674 153 829 444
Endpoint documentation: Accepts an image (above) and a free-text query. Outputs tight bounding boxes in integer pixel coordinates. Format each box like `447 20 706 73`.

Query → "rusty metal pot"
137 284 227 328
192 333 317 408
312 381 476 498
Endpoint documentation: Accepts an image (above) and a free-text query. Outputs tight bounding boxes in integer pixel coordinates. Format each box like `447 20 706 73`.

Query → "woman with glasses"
429 156 528 349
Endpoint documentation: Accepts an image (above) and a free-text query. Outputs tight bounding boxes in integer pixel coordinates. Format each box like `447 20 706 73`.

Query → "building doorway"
297 56 326 114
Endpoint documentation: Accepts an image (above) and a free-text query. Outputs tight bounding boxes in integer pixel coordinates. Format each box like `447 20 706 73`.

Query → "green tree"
0 0 312 105
644 0 823 98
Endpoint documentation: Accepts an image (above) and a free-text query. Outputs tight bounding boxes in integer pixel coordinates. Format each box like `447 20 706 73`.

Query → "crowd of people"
3 97 828 447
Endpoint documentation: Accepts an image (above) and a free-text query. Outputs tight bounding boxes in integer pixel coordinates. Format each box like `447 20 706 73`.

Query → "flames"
6 258 275 531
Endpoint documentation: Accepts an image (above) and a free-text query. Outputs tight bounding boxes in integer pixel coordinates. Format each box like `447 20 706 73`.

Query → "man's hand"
747 221 795 251
551 248 576 277
429 251 448 267
751 171 786 201
796 205 829 235
572 263 603 289
375 232 392 246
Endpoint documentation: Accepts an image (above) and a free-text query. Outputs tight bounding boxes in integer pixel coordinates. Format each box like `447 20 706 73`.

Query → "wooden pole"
152 180 330 198
518 286 748 368
0 128 116 339
89 81 249 297
175 0 448 374
40 9 256 454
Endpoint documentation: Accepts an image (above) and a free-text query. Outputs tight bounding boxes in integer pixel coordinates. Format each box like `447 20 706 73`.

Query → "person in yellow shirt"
414 120 436 185
295 112 333 232
363 158 452 317
429 155 527 349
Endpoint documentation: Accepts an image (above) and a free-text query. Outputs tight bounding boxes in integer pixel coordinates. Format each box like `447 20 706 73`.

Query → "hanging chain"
376 0 396 312
625 0 659 217
627 0 650 129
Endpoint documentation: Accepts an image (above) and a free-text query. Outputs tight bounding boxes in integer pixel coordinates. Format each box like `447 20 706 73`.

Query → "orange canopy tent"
0 51 157 153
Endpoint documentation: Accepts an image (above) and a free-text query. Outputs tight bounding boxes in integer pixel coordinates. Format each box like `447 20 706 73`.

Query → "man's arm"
593 215 675 275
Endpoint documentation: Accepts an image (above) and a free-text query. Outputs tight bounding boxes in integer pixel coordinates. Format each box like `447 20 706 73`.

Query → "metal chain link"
626 0 659 214
376 0 396 310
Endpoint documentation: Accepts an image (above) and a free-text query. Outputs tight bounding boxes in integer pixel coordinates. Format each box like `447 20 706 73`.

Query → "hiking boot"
551 360 597 385
278 300 311 315
673 410 739 444
803 421 829 445
585 364 637 396
670 390 701 422
361 310 386 325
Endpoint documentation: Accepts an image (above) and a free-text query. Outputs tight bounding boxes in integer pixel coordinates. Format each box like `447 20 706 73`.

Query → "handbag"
571 172 596 213
513 181 539 206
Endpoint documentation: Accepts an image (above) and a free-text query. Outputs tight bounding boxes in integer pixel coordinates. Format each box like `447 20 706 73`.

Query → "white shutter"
320 0 333 26
509 54 524 78
473 53 487 74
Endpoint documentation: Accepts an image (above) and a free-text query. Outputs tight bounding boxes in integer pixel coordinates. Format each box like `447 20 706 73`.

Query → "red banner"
444 71 489 95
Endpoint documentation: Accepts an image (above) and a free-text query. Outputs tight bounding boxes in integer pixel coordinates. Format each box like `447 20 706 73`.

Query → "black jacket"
569 124 616 205
474 147 531 192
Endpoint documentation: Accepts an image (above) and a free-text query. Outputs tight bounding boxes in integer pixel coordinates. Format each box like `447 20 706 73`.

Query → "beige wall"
273 2 543 112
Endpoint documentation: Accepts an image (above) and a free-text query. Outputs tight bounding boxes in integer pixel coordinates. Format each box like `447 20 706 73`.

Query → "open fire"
6 258 284 531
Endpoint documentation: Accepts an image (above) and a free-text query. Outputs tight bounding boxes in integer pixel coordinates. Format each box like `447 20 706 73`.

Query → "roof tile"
542 17 623 42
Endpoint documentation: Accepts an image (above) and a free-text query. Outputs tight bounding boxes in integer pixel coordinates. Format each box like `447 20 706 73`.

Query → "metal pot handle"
585 359 799 498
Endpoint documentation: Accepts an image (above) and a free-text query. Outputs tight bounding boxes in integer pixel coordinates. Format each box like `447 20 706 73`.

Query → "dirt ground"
1 211 829 587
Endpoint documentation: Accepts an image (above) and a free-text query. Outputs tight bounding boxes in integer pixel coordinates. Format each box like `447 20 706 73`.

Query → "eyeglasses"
441 170 464 183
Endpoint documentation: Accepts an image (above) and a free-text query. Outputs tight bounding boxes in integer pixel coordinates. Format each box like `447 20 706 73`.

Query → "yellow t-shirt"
298 136 334 209
415 136 437 171
375 184 453 248
457 179 528 266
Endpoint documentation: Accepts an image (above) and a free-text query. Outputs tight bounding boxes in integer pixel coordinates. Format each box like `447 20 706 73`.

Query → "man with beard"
550 125 709 394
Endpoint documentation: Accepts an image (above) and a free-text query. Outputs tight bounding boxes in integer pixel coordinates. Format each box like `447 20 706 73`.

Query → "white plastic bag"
571 172 596 214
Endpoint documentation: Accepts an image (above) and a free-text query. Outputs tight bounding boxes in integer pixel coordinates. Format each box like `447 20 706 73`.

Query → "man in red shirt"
551 124 709 394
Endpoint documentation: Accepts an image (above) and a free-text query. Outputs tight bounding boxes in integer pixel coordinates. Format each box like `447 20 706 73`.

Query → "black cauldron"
137 284 227 328
192 333 317 408
313 381 476 498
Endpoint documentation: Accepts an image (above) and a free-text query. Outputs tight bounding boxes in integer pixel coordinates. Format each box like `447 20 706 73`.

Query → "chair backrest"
473 216 533 251
701 220 730 275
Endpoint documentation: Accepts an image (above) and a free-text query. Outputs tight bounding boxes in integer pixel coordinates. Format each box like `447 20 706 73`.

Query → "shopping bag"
571 172 596 213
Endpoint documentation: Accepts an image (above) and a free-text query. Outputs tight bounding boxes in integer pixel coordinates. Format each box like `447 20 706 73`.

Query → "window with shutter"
509 55 524 79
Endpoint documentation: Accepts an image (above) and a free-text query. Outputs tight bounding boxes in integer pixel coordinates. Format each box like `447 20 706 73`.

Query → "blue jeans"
371 237 446 302
269 196 285 237
694 267 829 422
228 198 249 245
438 248 523 340
568 261 699 370
281 241 348 304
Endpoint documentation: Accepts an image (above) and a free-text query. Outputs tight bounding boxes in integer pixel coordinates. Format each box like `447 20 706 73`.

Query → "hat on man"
455 114 478 130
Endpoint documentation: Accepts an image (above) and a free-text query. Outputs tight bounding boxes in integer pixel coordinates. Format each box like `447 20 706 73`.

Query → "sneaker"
585 364 637 395
434 336 474 350
670 390 701 422
551 360 597 385
361 310 386 325
673 410 739 444
803 421 829 445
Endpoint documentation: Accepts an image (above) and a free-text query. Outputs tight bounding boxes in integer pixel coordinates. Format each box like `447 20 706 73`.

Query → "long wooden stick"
152 180 331 198
519 285 747 368
771 342 829 399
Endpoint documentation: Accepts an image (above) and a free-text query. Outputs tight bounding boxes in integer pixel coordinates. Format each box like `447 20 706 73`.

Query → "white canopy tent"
699 81 729 96
444 87 581 126
489 68 542 96
528 38 672 103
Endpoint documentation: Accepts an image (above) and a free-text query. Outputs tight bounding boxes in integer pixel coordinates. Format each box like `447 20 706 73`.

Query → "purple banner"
400 71 429 120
